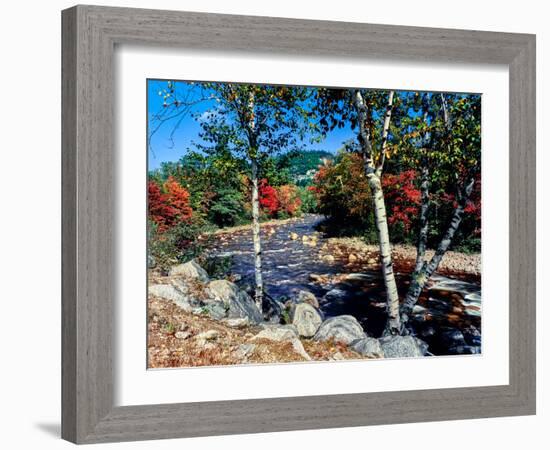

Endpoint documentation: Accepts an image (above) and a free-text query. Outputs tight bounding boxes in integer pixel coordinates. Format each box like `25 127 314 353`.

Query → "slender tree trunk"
353 89 400 334
246 90 264 310
250 157 264 309
414 163 430 273
400 178 475 324
368 174 401 333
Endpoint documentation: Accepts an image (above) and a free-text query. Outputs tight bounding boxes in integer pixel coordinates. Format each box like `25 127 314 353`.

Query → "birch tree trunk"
250 156 264 310
414 162 430 273
368 175 401 333
354 90 400 334
246 90 264 310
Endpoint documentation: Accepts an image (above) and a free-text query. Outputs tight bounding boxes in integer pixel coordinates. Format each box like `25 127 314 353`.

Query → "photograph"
146 79 482 368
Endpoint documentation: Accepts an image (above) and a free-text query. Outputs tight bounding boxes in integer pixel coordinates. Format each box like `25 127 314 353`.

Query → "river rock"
169 260 209 282
291 303 323 338
379 335 428 358
295 290 320 308
348 253 358 263
321 254 335 263
313 315 366 345
206 279 262 323
206 279 239 305
289 232 299 240
350 337 384 358
228 291 263 324
149 284 193 312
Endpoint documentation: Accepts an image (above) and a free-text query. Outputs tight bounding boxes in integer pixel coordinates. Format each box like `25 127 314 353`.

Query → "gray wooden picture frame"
61 5 536 444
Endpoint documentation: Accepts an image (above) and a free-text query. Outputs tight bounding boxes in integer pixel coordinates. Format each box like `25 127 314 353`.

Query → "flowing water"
209 214 481 356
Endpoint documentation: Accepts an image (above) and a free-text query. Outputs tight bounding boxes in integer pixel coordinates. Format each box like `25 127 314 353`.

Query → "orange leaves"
164 177 193 221
276 184 302 217
148 177 193 232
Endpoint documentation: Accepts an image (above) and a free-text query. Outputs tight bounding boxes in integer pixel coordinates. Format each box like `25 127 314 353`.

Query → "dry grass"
148 296 374 369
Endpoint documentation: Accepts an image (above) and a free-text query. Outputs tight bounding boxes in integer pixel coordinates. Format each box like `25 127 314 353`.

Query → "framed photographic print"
62 5 536 444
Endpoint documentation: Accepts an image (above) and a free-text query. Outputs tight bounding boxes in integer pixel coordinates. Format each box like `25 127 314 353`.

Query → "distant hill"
278 150 334 186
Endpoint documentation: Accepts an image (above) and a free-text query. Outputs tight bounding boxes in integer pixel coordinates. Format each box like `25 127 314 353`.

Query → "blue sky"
147 79 356 170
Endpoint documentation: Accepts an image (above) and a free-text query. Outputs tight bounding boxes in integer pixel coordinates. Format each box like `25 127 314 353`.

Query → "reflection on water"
208 214 481 356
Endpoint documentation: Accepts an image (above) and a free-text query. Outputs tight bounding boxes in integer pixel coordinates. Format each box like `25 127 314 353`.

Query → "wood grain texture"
61 5 536 444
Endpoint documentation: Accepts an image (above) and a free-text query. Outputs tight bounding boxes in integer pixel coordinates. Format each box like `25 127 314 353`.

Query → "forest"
147 80 482 367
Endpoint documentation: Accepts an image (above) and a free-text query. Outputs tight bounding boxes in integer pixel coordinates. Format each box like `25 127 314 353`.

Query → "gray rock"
313 315 366 345
196 330 219 341
379 335 428 358
234 343 256 359
148 284 193 312
206 279 262 323
295 290 320 308
203 302 228 320
222 317 249 328
291 303 323 338
169 260 209 282
229 291 263 324
350 337 384 358
206 279 239 305
175 331 191 340
252 326 298 342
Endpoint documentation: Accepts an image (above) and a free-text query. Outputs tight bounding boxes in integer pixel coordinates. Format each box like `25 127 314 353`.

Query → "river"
209 214 482 356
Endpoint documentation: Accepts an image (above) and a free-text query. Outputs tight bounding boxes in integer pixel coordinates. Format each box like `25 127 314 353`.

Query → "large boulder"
379 335 428 358
313 315 366 345
350 337 384 358
206 279 239 305
229 290 263 324
292 303 323 338
169 260 209 282
148 284 193 312
206 279 262 323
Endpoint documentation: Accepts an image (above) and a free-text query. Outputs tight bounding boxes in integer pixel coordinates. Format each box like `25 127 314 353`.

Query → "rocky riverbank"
148 260 429 368
318 237 481 278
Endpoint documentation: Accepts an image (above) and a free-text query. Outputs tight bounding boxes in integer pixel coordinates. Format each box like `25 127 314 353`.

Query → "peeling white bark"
250 157 264 309
354 90 400 333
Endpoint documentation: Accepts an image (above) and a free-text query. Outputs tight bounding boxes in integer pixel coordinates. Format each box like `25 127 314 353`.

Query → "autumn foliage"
276 184 302 217
258 179 302 218
381 170 421 232
259 179 280 216
148 177 192 231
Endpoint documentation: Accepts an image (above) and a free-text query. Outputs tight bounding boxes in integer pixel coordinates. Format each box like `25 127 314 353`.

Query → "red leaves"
148 177 193 231
382 170 421 232
259 179 280 216
259 179 301 217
